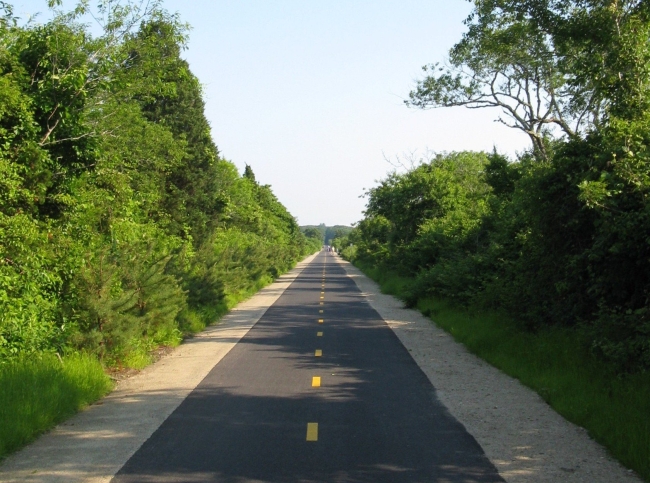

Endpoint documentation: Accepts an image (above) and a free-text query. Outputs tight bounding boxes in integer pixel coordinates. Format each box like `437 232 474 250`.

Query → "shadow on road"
111 259 504 483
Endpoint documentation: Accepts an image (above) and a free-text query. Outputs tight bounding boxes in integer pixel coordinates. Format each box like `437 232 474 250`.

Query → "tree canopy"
407 0 650 159
0 1 315 365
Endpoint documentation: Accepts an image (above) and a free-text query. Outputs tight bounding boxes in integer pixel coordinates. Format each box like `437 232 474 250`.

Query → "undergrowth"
356 262 650 482
179 273 276 337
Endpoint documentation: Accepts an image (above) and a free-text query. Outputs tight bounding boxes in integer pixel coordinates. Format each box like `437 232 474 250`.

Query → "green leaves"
0 1 309 366
355 151 493 283
407 0 650 159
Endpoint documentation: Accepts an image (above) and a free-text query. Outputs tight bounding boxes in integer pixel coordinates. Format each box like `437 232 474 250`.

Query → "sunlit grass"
358 263 650 482
0 354 113 460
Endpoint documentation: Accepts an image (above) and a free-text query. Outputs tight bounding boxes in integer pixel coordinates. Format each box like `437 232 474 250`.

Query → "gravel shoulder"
0 253 318 483
335 255 643 483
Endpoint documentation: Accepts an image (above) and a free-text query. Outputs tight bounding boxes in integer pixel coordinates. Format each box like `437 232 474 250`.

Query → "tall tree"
405 0 650 158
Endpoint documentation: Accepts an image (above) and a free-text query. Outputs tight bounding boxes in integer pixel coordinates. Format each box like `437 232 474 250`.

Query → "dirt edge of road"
335 255 643 483
0 253 319 483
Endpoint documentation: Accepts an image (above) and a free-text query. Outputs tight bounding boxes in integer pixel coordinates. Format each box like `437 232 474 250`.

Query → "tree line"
336 0 650 373
301 224 352 246
0 1 319 366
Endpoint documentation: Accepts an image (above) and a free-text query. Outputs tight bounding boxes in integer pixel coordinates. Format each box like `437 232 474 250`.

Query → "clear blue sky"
13 1 530 226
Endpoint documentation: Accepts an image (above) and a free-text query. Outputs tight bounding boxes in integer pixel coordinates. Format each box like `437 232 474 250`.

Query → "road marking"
312 376 321 387
320 302 324 305
317 331 323 336
318 319 323 324
306 422 318 441
320 296 324 299
315 349 322 357
319 309 323 313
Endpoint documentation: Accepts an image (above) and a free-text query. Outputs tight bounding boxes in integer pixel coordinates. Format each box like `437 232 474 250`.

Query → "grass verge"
0 353 113 460
356 262 650 482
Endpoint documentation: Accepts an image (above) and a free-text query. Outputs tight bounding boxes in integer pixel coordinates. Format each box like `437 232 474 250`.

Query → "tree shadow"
111 258 505 482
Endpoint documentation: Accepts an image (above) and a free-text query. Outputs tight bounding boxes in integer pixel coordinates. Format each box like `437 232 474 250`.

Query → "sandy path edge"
334 255 643 483
0 252 319 483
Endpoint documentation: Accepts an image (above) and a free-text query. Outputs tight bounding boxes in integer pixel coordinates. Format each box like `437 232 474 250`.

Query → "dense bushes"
342 143 650 372
338 0 650 374
0 2 314 366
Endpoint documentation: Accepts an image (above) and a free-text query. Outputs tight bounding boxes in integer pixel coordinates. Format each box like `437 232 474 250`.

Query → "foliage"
351 140 650 371
407 0 650 160
300 224 353 246
346 0 650 373
0 1 312 367
347 151 493 305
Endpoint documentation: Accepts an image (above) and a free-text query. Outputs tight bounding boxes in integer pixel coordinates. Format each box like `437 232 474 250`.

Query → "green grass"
0 353 113 460
357 262 650 482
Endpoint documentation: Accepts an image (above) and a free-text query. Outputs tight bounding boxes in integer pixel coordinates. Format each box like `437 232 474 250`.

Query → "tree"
406 0 621 159
303 227 323 241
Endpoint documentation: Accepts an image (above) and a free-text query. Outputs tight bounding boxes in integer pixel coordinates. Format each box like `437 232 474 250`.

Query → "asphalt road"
112 250 504 483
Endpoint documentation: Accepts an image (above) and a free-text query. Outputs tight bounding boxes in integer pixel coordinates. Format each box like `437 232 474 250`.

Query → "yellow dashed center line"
306 422 318 441
312 376 321 387
317 331 323 337
315 349 322 357
318 319 323 324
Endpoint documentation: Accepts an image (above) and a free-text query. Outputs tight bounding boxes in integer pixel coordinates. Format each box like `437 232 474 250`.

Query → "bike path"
112 250 503 482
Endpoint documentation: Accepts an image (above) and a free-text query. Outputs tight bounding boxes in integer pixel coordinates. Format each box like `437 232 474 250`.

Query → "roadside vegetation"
0 0 320 459
333 1 650 480
0 354 112 457
301 224 353 246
